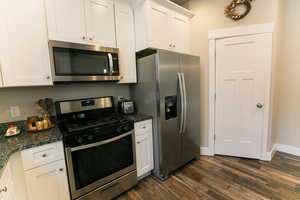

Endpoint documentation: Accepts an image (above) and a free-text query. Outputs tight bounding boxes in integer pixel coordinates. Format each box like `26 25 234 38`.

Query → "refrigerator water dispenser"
165 96 177 120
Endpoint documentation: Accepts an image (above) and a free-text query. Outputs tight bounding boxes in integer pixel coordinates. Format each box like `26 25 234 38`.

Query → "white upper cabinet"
170 11 190 54
147 1 171 50
115 0 137 83
45 0 87 44
134 0 193 54
85 0 116 47
0 0 52 87
45 0 116 47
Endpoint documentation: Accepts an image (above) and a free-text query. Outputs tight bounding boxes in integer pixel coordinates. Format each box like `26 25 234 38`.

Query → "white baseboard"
263 143 277 161
200 144 300 160
200 147 213 156
276 143 300 157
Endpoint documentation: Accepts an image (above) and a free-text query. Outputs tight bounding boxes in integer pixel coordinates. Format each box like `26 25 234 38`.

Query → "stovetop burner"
63 114 128 133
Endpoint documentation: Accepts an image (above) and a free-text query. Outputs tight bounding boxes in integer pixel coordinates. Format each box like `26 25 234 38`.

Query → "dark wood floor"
117 152 300 200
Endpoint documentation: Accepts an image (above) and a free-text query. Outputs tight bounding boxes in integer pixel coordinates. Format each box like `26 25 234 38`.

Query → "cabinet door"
45 0 87 43
85 0 116 47
136 133 154 178
2 181 16 200
147 1 171 50
0 164 16 200
24 160 70 200
0 0 52 87
115 0 137 83
170 11 190 54
0 65 3 87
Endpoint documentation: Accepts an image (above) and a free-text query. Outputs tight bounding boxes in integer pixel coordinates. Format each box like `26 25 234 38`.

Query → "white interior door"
215 33 272 159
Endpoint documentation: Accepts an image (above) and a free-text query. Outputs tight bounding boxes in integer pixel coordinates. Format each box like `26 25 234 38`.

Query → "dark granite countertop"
124 114 153 123
0 121 62 174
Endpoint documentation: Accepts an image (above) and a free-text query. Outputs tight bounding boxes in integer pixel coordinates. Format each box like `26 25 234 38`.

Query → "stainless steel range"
55 97 137 200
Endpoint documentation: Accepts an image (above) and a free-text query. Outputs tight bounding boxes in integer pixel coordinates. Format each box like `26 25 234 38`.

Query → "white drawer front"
21 141 64 171
135 119 152 136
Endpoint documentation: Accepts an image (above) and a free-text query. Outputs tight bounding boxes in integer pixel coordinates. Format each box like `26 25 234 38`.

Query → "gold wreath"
225 0 254 21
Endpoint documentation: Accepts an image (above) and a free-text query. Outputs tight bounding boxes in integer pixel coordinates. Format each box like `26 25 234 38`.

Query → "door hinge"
214 134 216 141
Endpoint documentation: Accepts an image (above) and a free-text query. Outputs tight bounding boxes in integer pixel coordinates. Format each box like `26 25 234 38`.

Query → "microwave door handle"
108 53 113 74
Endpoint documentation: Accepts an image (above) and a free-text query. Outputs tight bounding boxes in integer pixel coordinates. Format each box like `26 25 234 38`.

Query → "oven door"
65 131 136 200
49 41 120 82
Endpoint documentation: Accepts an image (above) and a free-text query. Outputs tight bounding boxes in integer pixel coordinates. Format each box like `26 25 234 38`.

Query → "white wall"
0 84 130 123
272 0 300 148
187 0 279 147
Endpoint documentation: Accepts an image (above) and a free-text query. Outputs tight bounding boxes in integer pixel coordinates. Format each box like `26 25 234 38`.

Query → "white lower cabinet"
24 160 70 200
135 119 154 178
22 142 70 200
0 163 16 200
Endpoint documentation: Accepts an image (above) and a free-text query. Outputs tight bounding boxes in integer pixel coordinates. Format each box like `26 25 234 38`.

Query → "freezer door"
157 52 182 176
180 55 201 165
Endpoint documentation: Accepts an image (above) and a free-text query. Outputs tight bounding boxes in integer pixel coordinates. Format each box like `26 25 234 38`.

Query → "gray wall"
0 83 130 123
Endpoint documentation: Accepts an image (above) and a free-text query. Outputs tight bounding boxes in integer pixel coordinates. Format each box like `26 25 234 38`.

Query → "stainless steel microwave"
49 41 120 82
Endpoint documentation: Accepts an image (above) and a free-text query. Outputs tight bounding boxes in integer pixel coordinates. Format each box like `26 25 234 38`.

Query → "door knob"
256 103 264 109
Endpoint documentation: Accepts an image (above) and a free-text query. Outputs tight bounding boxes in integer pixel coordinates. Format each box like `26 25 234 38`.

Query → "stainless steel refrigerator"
131 50 200 179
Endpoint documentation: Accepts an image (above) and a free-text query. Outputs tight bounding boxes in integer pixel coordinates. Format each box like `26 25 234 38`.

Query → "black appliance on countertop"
55 96 137 200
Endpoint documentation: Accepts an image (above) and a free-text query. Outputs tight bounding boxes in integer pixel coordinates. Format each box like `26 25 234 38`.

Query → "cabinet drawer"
135 119 152 136
21 142 64 171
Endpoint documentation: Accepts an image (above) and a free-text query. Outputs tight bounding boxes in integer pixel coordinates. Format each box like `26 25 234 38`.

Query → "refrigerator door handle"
181 73 187 134
178 73 184 134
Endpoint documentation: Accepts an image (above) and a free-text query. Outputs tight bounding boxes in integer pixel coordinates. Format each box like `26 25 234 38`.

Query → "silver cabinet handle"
89 37 93 41
46 76 50 80
137 141 141 144
82 36 86 40
59 168 64 172
256 103 264 109
42 154 47 158
0 186 7 193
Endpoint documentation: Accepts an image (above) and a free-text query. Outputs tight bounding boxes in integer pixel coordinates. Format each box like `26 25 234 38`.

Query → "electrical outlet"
10 106 21 118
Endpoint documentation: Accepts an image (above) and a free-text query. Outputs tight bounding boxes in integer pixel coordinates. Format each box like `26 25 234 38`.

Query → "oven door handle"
69 131 133 152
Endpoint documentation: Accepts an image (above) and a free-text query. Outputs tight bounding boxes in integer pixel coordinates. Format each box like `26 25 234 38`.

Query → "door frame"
208 23 275 160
